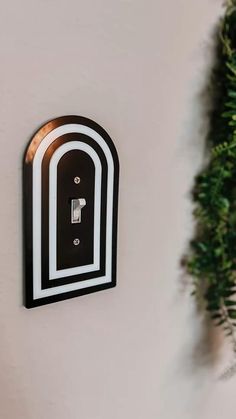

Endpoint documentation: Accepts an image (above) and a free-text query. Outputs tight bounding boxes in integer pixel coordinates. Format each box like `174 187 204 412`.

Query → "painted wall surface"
0 1 233 418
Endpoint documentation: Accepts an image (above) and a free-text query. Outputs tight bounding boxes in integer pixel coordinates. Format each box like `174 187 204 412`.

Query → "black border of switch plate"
23 116 119 308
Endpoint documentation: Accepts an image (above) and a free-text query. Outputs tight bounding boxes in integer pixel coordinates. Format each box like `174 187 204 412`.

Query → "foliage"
184 0 236 344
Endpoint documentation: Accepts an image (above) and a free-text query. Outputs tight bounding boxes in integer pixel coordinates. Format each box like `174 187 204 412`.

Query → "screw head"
73 238 80 246
74 177 81 184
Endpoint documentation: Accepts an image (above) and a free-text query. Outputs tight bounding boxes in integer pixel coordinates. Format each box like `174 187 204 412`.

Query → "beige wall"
0 1 232 418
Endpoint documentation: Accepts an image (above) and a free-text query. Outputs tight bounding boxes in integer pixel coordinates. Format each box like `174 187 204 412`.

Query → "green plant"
184 0 236 349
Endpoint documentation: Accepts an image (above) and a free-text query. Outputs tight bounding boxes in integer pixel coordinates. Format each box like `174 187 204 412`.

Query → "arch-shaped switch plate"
23 116 119 308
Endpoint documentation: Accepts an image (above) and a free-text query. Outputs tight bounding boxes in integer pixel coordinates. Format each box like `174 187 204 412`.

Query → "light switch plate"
23 116 119 308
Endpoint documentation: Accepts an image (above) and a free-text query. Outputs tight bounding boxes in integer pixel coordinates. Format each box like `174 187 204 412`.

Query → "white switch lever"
71 198 86 224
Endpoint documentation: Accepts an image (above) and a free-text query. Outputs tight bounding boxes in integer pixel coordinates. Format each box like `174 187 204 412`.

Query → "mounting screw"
73 238 80 246
74 176 81 184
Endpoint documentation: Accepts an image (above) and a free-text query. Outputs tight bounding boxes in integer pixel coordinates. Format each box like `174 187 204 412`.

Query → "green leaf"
222 289 236 297
207 302 220 311
222 111 236 117
214 248 223 257
228 90 236 98
224 300 236 307
228 310 236 319
197 242 208 252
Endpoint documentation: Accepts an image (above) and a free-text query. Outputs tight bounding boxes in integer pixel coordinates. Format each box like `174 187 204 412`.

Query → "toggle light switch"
71 198 86 224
